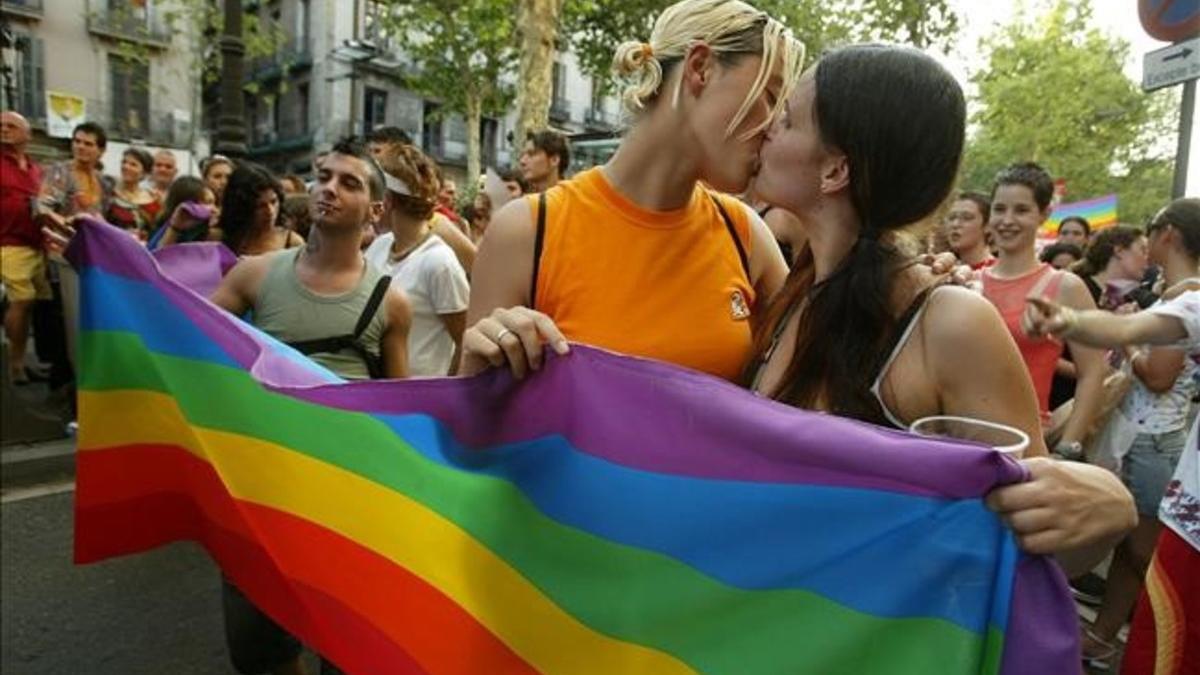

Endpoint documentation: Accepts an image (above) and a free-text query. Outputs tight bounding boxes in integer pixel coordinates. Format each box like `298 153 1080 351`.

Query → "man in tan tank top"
209 137 412 675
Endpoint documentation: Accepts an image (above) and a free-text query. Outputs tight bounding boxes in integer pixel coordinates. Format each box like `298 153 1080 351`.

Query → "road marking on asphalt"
1 480 76 504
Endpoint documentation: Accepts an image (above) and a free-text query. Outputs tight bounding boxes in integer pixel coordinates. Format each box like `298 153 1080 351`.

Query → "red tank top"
982 264 1065 418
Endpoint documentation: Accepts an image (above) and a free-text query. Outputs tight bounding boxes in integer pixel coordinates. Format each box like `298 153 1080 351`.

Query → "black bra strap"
709 193 750 277
530 192 547 309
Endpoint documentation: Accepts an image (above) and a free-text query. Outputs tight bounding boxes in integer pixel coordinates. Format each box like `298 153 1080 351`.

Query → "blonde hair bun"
609 0 805 136
612 41 664 112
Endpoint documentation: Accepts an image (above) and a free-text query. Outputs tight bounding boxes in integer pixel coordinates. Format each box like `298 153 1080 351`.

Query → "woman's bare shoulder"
920 284 1007 345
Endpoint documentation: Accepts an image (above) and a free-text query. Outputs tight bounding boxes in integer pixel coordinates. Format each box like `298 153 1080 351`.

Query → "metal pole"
215 0 247 158
1174 79 1195 199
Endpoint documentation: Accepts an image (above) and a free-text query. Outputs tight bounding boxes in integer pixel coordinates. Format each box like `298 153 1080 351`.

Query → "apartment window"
550 62 569 121
364 87 387 134
111 0 150 20
480 117 498 169
297 83 309 134
591 78 605 113
295 0 310 51
552 62 566 105
102 0 153 34
0 33 44 120
261 98 274 140
109 54 150 137
422 101 442 157
364 1 388 44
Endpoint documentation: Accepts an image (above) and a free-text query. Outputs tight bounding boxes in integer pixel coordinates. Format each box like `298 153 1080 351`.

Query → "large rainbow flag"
70 220 1080 674
1040 193 1119 237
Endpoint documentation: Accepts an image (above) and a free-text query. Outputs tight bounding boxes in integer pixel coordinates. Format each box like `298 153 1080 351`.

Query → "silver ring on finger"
495 328 514 343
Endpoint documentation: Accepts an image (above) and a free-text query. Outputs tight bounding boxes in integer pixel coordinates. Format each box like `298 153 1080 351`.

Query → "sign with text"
1143 37 1200 92
45 91 86 139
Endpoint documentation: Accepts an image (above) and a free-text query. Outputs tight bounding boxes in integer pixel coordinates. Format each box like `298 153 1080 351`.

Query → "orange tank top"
981 264 1065 417
531 167 755 381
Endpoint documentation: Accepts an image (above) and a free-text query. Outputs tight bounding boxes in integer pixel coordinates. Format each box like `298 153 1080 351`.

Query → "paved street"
2 487 234 674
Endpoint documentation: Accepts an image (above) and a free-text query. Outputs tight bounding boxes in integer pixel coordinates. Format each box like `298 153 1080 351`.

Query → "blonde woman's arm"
459 198 568 379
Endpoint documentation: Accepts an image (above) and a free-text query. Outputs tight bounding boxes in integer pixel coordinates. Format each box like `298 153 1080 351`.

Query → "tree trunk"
466 92 483 193
514 0 561 149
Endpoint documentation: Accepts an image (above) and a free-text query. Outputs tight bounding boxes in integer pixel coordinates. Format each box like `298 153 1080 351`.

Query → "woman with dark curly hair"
217 161 303 255
104 146 160 237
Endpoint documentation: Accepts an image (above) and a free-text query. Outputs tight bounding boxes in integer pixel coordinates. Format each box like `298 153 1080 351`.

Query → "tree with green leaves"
563 0 960 96
960 0 1176 225
382 0 518 186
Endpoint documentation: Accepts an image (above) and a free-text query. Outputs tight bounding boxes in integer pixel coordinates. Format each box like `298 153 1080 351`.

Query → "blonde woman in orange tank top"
459 0 804 382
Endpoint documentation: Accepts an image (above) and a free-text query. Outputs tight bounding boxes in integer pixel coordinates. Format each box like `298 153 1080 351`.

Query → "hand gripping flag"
69 220 1080 674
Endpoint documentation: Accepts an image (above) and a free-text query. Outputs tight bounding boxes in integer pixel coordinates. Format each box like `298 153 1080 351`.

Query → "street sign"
1143 37 1200 92
1139 0 1200 44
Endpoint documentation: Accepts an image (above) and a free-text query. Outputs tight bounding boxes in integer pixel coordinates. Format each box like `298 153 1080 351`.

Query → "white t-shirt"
1147 290 1200 551
365 232 469 377
1120 299 1200 434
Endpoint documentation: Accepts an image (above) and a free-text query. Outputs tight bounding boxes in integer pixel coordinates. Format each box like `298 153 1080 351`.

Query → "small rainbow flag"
69 220 1080 674
1041 193 1119 237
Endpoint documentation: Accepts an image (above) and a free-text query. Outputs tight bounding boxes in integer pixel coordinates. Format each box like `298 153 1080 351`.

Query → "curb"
1 439 76 489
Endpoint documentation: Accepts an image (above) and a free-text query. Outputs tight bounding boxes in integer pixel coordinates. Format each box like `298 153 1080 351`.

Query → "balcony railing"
84 100 194 147
87 7 171 47
0 0 43 20
584 107 616 129
249 130 315 156
248 37 313 81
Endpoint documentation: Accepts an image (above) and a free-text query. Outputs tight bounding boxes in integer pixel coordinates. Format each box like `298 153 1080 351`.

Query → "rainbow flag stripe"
1041 193 1119 236
69 221 1080 674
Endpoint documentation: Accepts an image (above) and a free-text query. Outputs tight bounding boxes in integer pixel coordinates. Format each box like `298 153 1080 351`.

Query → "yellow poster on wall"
46 91 87 139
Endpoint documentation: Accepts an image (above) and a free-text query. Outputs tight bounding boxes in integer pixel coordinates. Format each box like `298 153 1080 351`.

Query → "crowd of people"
2 0 1197 673
2 99 578 675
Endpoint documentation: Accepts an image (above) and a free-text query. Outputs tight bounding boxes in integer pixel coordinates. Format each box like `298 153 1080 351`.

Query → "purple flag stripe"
71 218 1029 498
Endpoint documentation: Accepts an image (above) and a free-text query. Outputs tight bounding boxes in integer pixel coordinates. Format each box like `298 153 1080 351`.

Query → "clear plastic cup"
909 415 1029 458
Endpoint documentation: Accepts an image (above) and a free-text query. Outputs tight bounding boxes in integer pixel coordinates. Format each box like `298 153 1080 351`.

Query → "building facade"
234 0 623 184
0 0 204 171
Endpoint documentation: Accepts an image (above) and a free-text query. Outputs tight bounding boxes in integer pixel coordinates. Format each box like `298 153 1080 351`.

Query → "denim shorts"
1122 428 1186 516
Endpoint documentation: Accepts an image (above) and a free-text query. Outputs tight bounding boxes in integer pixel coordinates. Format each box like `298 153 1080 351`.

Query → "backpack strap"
708 192 750 277
353 275 393 339
286 275 392 379
530 192 547 309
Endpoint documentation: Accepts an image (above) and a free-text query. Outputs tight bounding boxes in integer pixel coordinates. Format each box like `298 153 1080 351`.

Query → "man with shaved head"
0 110 48 384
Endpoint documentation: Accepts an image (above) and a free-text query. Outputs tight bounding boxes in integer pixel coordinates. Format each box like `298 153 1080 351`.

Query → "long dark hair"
220 161 283 254
750 44 965 422
1149 197 1200 259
